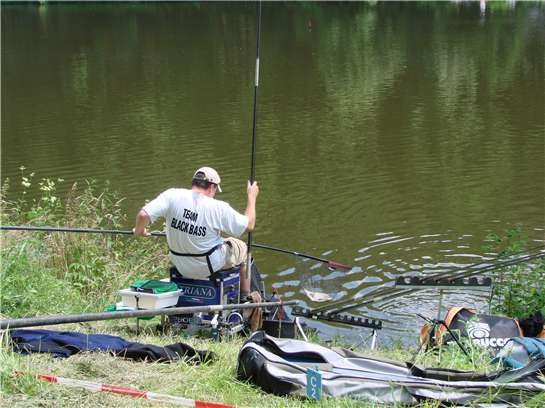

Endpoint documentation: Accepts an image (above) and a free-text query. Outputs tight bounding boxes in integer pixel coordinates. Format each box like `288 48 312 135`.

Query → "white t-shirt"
143 188 249 279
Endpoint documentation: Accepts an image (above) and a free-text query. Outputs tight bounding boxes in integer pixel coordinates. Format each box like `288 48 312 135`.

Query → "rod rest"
292 307 383 330
395 276 492 288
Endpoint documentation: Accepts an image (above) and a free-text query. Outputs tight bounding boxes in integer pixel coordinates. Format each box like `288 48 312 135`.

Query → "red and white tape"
20 372 235 407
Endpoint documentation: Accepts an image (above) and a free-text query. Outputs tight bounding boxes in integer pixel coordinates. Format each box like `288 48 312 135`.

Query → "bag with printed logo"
420 307 523 355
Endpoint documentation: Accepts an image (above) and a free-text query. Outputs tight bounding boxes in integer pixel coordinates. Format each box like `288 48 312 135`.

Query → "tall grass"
1 170 167 317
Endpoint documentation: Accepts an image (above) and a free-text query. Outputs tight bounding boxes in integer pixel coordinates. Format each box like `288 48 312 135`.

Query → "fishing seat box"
170 266 240 307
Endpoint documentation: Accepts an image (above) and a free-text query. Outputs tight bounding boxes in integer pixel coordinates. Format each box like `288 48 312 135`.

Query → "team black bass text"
170 209 206 237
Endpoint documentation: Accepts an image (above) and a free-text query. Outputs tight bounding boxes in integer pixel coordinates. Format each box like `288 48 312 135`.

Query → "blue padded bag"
494 337 545 369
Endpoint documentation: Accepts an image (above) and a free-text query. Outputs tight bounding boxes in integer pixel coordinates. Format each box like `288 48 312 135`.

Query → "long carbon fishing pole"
0 300 298 330
0 225 165 237
0 225 352 270
330 252 545 315
311 245 545 315
251 242 351 271
313 244 545 313
322 249 545 315
246 1 262 281
320 249 545 315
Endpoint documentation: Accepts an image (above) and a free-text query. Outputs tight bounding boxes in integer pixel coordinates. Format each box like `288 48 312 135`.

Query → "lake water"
2 2 544 343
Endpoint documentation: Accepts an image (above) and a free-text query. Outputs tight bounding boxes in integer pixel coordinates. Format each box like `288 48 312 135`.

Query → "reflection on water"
2 2 544 342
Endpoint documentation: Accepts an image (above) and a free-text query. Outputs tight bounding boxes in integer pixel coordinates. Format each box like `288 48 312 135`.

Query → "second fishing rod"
311 244 545 315
327 250 545 316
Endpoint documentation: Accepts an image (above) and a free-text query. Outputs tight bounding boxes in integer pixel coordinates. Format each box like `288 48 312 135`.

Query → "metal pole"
294 317 308 342
0 300 297 329
437 289 444 320
370 330 378 350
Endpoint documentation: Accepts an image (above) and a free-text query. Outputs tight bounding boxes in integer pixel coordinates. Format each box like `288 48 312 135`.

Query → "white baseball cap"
193 167 222 192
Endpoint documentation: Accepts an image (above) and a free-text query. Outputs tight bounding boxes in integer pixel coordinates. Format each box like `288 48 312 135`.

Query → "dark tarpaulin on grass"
10 329 216 364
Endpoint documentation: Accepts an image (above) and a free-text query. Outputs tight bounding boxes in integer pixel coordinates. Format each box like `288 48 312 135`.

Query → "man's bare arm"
134 209 151 236
244 181 259 232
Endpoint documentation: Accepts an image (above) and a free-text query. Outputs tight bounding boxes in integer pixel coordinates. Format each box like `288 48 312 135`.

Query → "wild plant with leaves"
484 227 545 319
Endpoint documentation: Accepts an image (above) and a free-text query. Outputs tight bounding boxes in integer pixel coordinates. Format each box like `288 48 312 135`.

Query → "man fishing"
134 167 259 297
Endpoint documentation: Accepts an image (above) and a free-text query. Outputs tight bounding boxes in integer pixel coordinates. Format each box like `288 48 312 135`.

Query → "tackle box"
118 288 182 309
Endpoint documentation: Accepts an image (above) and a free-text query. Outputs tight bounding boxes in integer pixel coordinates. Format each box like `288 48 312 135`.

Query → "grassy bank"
1 321 544 408
1 174 544 407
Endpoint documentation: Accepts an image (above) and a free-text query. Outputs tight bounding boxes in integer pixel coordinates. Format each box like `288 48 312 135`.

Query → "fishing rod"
0 300 298 330
320 249 544 315
251 242 352 271
325 250 545 316
0 225 165 237
311 245 545 315
313 244 545 313
0 225 353 270
246 1 262 281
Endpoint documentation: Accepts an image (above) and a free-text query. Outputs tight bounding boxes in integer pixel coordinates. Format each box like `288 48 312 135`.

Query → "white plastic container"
118 288 182 310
